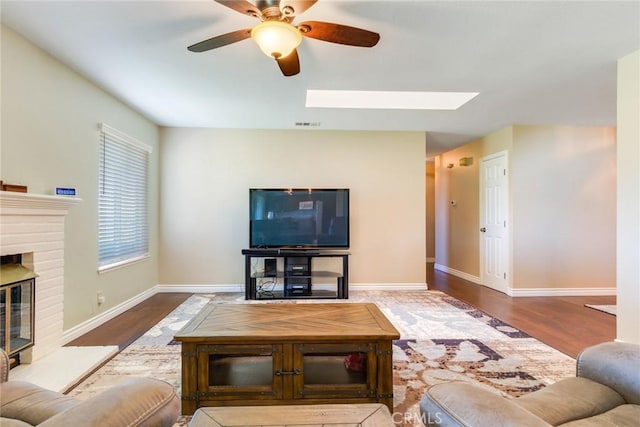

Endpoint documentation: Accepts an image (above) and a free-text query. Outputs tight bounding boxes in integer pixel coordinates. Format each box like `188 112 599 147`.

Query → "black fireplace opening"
1 254 36 368
1 254 22 265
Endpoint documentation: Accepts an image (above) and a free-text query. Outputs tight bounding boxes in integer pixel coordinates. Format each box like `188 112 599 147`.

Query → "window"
98 123 151 272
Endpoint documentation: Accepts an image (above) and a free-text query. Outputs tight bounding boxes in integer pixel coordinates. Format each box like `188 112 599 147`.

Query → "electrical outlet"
97 291 106 305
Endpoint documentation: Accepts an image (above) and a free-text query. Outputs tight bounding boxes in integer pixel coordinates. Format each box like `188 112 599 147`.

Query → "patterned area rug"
68 291 575 426
585 304 617 316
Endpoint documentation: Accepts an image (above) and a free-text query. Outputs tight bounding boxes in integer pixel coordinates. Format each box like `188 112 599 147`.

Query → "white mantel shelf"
0 191 82 215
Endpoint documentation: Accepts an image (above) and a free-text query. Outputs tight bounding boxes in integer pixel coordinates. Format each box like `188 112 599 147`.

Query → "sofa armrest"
0 348 9 383
1 380 79 425
577 342 640 405
420 382 551 427
39 377 180 427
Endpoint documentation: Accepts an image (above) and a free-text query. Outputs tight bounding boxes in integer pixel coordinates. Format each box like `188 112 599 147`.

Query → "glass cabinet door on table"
293 343 377 400
197 344 284 401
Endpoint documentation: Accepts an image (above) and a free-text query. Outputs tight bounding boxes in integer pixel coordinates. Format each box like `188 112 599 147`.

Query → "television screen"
250 188 349 249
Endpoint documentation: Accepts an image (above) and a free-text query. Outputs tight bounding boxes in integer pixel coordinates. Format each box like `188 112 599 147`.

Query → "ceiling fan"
188 0 380 77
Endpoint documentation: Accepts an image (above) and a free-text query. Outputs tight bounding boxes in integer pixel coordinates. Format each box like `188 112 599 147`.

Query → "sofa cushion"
39 377 180 427
576 342 640 405
0 418 33 427
0 381 80 425
516 377 625 426
558 404 640 427
421 382 551 427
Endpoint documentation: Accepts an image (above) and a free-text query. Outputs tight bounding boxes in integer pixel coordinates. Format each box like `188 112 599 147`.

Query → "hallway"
427 263 616 358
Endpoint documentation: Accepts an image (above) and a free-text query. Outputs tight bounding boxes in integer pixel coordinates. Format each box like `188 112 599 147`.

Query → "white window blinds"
98 123 151 271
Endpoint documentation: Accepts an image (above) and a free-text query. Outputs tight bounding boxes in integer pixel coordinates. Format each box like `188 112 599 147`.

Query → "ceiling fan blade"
279 0 318 17
214 0 262 19
298 21 380 47
188 29 252 52
276 49 300 76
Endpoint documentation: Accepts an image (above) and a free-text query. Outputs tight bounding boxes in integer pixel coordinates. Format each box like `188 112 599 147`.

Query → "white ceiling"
2 0 639 156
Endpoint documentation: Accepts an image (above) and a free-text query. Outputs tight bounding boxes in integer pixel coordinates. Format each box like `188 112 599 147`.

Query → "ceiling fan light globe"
251 21 302 59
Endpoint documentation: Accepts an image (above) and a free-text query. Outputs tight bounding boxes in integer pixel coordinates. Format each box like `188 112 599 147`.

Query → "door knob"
480 227 486 232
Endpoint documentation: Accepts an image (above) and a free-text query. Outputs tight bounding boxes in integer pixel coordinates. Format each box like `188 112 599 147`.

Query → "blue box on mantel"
55 187 76 196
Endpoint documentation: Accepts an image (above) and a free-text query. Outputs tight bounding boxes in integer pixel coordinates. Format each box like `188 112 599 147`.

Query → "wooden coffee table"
188 403 394 427
174 302 400 415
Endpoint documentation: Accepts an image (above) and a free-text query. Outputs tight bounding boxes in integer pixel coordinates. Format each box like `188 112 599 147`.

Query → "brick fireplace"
0 191 80 362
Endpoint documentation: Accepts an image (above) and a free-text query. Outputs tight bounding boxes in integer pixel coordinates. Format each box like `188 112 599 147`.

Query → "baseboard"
157 283 429 292
509 287 617 297
62 287 156 344
63 276 615 345
434 263 482 285
61 281 431 342
351 283 428 291
155 284 244 293
432 264 615 297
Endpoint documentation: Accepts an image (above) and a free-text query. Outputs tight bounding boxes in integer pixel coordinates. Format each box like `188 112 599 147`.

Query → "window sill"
98 254 150 274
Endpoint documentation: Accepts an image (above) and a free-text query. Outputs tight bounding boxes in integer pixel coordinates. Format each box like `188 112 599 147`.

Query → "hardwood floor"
66 293 192 350
427 264 616 358
66 266 616 359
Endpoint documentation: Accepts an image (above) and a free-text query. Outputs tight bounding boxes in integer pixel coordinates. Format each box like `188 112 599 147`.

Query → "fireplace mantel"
0 191 81 215
0 190 81 362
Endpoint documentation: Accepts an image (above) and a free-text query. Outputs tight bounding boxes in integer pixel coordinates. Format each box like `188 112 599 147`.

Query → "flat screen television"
250 188 349 249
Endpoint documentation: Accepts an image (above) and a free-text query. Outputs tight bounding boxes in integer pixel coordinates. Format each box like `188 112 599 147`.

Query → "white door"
480 151 509 293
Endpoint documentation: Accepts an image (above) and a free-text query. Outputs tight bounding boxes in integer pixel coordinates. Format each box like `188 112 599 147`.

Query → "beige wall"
435 124 616 293
159 128 426 287
434 127 513 278
435 140 482 275
616 50 640 344
425 161 435 260
511 126 616 289
1 25 161 329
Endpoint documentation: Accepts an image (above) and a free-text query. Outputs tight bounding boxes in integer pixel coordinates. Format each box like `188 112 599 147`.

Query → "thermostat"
56 187 76 196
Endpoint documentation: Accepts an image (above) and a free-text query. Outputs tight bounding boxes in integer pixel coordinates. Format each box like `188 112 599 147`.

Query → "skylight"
306 90 479 110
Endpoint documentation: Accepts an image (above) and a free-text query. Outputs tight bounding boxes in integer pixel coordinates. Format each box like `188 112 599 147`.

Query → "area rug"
585 304 617 316
68 291 576 426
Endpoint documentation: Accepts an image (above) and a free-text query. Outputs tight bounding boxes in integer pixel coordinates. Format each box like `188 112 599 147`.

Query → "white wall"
159 128 426 288
1 25 160 329
616 50 640 344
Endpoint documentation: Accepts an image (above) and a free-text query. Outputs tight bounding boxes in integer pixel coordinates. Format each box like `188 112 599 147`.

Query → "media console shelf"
242 249 349 300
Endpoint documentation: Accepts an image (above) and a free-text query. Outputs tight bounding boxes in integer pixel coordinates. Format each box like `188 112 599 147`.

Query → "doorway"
479 151 509 293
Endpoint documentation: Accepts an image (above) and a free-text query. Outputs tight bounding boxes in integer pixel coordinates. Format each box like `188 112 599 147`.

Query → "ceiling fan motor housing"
256 0 292 21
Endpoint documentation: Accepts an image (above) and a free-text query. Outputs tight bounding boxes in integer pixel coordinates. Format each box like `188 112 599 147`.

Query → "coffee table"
188 403 394 427
174 302 400 415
